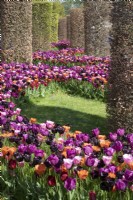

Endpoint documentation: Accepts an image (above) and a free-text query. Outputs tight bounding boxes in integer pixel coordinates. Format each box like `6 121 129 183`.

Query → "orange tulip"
74 131 82 135
60 164 67 173
92 146 101 152
8 147 17 160
35 164 46 175
108 173 116 179
30 118 37 124
97 135 106 140
99 140 111 148
77 170 88 180
0 132 14 138
117 166 122 172
128 162 133 170
2 146 10 156
63 126 70 132
112 185 116 192
82 143 90 147
80 157 85 166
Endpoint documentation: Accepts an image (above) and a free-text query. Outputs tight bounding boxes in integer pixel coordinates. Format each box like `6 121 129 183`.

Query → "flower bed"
0 101 133 199
0 59 108 100
0 49 132 199
33 47 110 67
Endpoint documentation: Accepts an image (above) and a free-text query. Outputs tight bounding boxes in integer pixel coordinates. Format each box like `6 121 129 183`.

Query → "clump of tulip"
52 40 70 50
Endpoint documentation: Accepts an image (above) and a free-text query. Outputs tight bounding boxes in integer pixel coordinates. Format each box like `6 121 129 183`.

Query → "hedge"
51 13 59 43
32 1 53 51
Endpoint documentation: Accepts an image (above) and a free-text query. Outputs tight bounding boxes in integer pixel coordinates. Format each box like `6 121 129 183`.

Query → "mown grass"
16 88 107 133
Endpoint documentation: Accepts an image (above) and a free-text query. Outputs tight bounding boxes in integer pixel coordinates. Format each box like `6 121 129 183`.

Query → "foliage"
51 13 59 43
53 0 65 17
32 1 53 51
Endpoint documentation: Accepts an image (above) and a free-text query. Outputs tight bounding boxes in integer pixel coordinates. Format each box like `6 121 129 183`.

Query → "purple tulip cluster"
33 48 110 67
0 48 132 195
0 61 108 101
1 99 133 192
51 40 70 50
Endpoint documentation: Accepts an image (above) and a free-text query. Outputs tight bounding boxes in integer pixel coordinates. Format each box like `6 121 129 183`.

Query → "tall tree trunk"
107 1 133 132
0 0 32 63
70 8 85 48
84 0 112 56
58 17 67 41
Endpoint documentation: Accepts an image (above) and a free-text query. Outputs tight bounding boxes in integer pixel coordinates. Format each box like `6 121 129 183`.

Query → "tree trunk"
58 17 67 41
84 0 112 56
107 1 133 132
0 0 32 63
70 8 85 48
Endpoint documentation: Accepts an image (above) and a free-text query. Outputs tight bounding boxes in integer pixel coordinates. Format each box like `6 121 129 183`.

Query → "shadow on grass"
17 98 108 134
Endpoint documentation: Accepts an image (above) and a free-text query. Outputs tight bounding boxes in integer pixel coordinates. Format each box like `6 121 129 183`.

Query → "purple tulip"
48 154 59 166
102 156 112 166
117 128 125 136
113 141 123 152
73 156 82 165
82 133 90 142
46 120 55 129
127 134 133 144
83 145 93 155
17 115 23 123
63 158 73 169
123 154 133 165
67 148 76 159
104 147 115 156
115 179 126 191
35 149 45 158
64 177 76 191
27 144 37 154
109 132 117 141
124 169 133 182
92 128 100 136
86 157 95 167
18 144 27 153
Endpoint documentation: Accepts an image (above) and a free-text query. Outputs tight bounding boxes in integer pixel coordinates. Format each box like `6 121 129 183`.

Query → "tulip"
64 177 76 191
47 175 56 187
89 191 96 200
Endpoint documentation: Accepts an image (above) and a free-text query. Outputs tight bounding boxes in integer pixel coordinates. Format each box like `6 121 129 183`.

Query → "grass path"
18 90 107 133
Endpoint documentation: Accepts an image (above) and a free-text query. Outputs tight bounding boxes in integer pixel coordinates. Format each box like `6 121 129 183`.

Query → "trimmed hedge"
53 1 65 17
51 13 59 43
58 17 67 41
32 1 53 51
70 8 85 48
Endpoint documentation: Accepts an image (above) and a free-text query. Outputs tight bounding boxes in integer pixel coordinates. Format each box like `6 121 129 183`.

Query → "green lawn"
18 90 107 133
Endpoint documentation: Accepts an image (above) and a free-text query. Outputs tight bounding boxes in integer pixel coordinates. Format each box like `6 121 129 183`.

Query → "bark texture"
67 15 70 41
84 0 112 56
70 8 85 48
107 1 133 132
58 17 67 41
0 0 32 63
